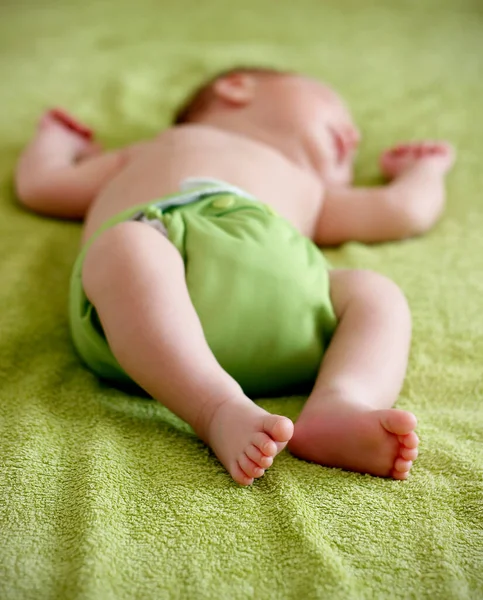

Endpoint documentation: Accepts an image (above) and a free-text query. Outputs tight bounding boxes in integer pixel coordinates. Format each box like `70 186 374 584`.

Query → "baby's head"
173 67 360 186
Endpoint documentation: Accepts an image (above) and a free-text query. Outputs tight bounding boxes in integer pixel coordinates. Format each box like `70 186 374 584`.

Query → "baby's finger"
49 108 94 140
390 144 410 156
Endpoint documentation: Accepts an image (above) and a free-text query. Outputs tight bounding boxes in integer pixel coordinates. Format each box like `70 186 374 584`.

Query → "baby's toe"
252 432 278 457
245 444 274 469
398 431 419 449
262 415 294 444
381 409 417 436
231 462 255 486
394 457 413 473
238 453 265 479
399 446 418 461
392 469 410 481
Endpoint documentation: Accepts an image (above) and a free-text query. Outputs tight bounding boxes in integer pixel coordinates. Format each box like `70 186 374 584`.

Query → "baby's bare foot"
288 400 419 479
204 399 294 485
36 110 100 161
380 141 455 180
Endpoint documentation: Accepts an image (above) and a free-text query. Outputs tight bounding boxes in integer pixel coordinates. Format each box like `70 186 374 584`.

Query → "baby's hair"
173 66 290 125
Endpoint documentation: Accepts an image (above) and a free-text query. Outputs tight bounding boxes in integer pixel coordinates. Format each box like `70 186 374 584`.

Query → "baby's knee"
331 269 411 324
355 269 404 294
356 269 411 322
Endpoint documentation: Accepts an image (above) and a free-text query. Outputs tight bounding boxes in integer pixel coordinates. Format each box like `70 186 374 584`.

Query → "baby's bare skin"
84 125 323 243
16 72 455 486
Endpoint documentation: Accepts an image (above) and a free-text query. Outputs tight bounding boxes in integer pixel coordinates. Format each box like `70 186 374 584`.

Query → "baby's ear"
212 73 256 106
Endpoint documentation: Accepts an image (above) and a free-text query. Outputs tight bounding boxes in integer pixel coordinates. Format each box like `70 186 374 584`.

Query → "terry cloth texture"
0 1 482 599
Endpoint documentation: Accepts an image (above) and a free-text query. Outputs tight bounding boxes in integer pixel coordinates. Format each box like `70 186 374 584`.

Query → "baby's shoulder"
154 123 238 146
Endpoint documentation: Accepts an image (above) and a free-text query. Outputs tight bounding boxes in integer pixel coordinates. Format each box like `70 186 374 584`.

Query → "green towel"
1 1 482 598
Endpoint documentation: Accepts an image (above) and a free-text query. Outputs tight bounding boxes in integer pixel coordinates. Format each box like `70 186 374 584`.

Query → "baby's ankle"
307 385 374 413
193 390 248 444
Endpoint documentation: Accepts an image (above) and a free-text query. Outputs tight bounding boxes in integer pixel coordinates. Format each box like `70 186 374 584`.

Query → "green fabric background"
0 1 482 599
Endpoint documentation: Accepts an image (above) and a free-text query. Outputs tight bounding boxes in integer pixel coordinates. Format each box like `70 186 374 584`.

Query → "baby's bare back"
83 125 323 242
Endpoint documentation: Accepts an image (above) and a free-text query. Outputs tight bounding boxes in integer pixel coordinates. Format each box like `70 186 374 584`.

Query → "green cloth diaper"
69 180 337 397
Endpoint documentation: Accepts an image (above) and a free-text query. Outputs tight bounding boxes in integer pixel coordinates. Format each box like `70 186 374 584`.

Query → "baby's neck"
192 112 313 173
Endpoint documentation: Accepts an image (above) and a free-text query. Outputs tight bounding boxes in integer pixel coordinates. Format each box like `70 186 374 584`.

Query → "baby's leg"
82 221 293 486
288 269 419 479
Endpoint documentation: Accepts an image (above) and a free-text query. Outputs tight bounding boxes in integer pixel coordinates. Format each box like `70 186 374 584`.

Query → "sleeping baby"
15 67 455 485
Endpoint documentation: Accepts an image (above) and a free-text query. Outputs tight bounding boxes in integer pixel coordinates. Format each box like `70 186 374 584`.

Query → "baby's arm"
15 110 126 219
315 141 455 246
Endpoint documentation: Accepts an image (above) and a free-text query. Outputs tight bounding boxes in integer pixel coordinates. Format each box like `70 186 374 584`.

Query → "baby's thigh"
81 220 185 305
70 220 193 383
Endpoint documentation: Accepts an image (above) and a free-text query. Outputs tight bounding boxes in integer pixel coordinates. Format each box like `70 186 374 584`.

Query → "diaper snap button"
211 196 235 209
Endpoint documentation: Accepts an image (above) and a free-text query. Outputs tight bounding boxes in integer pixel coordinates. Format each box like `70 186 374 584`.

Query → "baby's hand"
49 108 94 141
380 141 455 180
38 109 102 162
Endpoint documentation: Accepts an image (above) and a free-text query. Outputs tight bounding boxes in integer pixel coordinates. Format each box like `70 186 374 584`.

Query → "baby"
16 67 455 486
